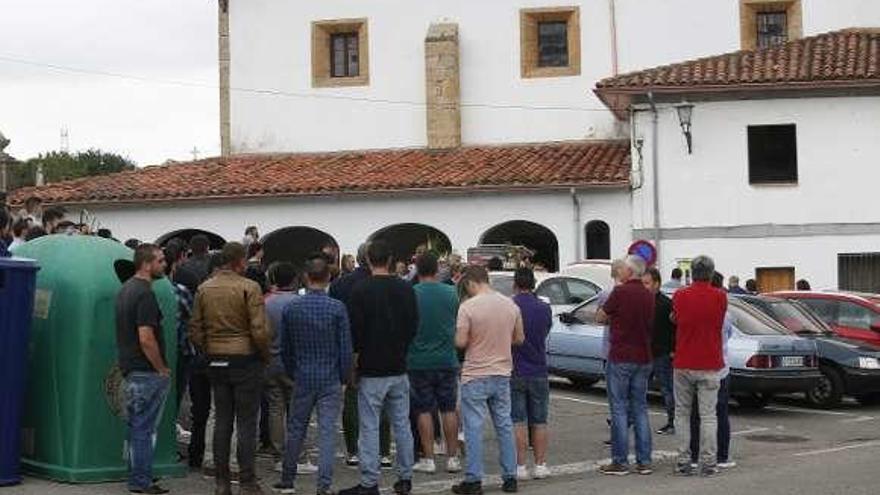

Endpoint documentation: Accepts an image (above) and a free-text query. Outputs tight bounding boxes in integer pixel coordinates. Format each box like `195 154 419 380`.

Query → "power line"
0 54 616 113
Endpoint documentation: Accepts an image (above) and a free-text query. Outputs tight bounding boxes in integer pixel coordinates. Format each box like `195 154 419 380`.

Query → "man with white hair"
596 255 655 476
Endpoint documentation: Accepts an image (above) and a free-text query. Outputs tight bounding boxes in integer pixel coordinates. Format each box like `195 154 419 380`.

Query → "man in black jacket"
643 267 676 434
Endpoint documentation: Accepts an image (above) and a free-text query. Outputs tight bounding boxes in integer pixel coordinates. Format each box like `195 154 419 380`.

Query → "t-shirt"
457 292 523 383
602 279 654 364
349 275 418 377
408 282 460 370
265 290 299 374
672 281 726 370
115 277 164 374
512 293 552 377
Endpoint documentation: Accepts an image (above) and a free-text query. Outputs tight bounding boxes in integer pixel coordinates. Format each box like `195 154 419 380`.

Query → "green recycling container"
12 236 185 482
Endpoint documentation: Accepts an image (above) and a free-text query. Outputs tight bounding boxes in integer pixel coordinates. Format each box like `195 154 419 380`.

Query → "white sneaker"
533 464 550 479
516 465 530 481
718 460 737 469
175 424 192 443
274 461 282 473
380 456 393 469
446 456 462 473
297 460 318 475
413 458 436 474
434 441 447 456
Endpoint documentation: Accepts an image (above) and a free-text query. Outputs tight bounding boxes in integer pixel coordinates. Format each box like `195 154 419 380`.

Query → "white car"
535 275 603 315
560 260 613 291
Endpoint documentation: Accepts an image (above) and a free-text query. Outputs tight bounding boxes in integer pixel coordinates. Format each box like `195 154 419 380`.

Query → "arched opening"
480 220 559 272
262 226 339 270
368 223 452 264
155 229 225 250
585 220 611 260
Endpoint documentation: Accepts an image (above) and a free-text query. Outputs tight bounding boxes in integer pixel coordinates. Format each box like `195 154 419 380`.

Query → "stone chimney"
219 0 232 157
425 23 461 149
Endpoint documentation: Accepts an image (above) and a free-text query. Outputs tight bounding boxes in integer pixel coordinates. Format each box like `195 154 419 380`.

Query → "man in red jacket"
671 255 726 477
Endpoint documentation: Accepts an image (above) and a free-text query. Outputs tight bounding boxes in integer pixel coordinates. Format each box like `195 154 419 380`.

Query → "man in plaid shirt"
274 253 353 495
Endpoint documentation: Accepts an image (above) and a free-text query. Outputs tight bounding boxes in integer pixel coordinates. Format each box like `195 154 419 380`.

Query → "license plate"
782 356 804 367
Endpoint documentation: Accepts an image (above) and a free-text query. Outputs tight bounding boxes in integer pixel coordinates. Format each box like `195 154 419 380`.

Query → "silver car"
549 296 821 408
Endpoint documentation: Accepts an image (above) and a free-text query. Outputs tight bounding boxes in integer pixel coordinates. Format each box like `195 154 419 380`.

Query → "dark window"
330 32 359 78
748 124 798 184
585 220 610 260
537 21 568 67
756 11 788 49
838 253 880 293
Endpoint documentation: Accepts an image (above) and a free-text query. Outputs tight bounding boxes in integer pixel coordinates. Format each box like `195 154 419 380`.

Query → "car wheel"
571 377 599 389
805 365 844 409
736 394 770 410
855 393 880 406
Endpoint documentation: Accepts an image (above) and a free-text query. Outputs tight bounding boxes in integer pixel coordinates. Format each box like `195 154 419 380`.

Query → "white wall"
228 0 880 154
83 188 631 269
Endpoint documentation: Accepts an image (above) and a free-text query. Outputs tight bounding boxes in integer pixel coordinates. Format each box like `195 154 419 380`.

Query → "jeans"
653 355 675 425
188 366 212 468
674 369 720 467
358 375 414 488
208 359 264 483
605 362 652 466
125 371 170 490
690 375 731 463
343 384 391 457
265 368 295 454
282 384 342 490
460 376 517 483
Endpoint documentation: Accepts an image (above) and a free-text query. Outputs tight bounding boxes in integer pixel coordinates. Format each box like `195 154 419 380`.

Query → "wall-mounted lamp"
674 101 694 154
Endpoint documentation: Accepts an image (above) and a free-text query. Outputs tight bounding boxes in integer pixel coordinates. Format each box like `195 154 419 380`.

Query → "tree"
8 149 136 189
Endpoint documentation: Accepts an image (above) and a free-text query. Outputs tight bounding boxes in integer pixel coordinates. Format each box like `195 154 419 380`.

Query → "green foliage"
8 149 136 189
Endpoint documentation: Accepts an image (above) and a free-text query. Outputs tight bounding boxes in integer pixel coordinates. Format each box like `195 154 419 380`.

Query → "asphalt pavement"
13 380 880 494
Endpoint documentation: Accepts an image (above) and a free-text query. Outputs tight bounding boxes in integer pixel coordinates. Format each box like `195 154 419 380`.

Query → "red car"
770 291 880 347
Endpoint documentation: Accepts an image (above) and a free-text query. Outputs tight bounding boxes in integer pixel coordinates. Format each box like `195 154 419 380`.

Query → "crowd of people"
0 206 770 495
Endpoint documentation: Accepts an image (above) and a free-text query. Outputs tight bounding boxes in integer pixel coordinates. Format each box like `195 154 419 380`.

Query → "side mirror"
537 295 551 305
559 312 579 325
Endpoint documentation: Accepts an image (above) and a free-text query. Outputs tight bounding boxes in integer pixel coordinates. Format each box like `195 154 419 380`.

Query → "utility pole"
190 147 200 161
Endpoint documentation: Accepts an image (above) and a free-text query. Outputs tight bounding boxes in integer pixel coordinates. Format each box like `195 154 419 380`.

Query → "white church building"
10 0 880 291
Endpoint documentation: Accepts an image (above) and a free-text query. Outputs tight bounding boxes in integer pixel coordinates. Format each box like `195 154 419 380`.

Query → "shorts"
408 368 459 414
510 376 550 425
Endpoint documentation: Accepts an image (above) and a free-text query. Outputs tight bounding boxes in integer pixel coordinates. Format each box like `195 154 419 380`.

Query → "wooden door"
756 267 795 293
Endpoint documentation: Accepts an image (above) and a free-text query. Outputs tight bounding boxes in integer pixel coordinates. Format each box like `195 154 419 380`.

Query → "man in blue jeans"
115 244 172 494
452 266 525 495
339 241 418 495
273 253 352 495
597 255 655 476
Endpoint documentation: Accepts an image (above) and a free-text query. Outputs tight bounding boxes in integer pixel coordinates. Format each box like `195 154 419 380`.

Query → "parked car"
559 260 613 291
489 271 516 297
549 296 821 408
770 291 880 347
736 294 880 407
535 274 603 315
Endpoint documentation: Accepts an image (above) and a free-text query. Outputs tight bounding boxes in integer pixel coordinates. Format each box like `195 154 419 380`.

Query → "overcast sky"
0 0 219 166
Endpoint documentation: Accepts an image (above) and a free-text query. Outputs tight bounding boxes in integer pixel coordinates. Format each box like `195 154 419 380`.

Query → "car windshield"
765 300 827 334
728 302 789 336
489 274 514 297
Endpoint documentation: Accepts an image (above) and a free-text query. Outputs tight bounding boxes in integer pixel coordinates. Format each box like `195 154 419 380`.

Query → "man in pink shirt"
452 266 525 495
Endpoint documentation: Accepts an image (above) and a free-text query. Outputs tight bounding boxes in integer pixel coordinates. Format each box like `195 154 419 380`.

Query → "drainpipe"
608 0 619 76
648 91 661 268
571 187 582 262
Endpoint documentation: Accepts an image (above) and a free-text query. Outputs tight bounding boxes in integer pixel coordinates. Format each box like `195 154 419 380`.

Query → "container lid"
0 256 40 270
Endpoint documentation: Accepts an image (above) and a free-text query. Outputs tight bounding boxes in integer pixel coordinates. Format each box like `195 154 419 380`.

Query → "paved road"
15 381 880 494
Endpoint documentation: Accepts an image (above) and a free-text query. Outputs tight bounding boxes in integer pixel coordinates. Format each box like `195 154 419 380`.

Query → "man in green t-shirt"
408 253 462 475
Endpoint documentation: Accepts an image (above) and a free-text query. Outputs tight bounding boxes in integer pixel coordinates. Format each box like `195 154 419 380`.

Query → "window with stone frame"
739 0 802 50
520 7 580 78
312 18 369 88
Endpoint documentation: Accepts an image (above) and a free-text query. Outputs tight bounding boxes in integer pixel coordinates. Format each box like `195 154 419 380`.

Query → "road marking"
550 394 666 417
732 427 770 436
766 405 859 417
840 416 875 423
792 440 880 457
406 451 679 494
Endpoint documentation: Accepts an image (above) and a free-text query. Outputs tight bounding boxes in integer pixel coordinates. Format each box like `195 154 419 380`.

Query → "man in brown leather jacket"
190 242 270 495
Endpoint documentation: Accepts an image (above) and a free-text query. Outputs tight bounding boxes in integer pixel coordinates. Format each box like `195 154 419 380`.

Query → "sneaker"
636 463 653 475
393 479 412 495
718 460 737 469
413 458 436 474
533 463 550 480
446 456 462 473
380 456 393 469
176 424 192 444
501 478 518 493
700 465 720 477
272 482 296 494
130 485 170 494
674 462 695 476
599 463 629 476
516 465 530 481
298 460 318 475
434 441 447 456
345 455 359 467
451 481 483 495
655 424 675 435
338 485 379 495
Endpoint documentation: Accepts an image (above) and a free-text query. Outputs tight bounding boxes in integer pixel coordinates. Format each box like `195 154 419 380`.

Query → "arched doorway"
480 220 559 272
155 229 225 250
261 226 339 270
368 223 452 264
585 220 611 260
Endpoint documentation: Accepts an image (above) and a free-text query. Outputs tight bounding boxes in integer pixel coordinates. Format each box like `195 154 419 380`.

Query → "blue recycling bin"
0 257 40 486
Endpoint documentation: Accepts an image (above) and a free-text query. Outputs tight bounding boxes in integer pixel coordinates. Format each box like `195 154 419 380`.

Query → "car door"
536 278 570 315
547 298 606 378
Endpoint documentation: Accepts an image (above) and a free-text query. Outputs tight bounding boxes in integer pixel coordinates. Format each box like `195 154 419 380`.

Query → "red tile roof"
596 28 880 112
9 141 630 206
